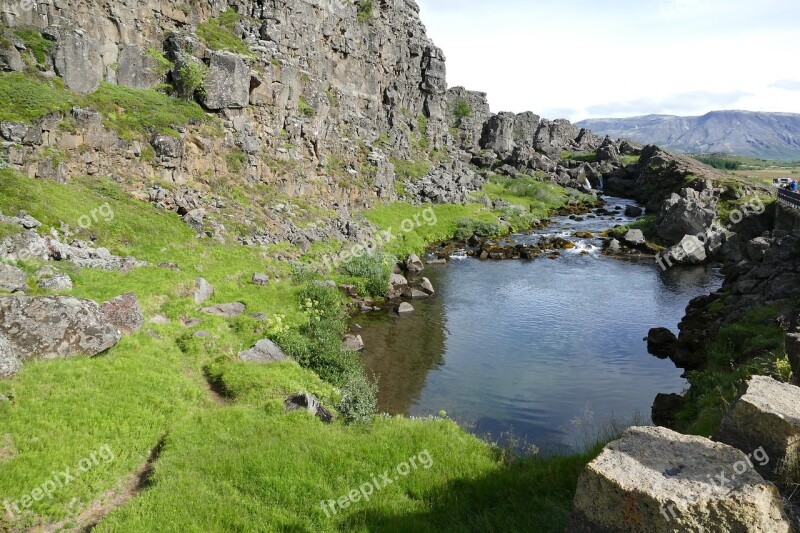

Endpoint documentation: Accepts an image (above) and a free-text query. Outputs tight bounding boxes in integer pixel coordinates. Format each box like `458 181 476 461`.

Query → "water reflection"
357 197 723 452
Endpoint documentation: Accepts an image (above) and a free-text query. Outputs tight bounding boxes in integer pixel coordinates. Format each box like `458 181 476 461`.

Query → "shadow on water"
357 197 723 454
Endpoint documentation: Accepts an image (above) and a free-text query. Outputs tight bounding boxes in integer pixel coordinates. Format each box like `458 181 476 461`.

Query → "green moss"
196 9 253 57
620 155 640 166
391 158 430 181
147 47 174 76
298 96 316 117
356 0 374 23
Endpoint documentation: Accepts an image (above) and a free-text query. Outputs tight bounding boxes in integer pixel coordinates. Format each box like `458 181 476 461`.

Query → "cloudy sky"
416 0 800 122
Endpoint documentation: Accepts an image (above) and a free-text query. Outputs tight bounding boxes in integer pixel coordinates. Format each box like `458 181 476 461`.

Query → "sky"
416 0 800 122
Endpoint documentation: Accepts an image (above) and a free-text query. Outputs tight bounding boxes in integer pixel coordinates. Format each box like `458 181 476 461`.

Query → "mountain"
577 111 800 160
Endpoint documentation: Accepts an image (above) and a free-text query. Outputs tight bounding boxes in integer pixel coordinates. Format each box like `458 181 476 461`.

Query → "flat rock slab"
238 339 287 363
102 293 144 334
0 296 121 360
715 375 800 480
202 302 246 317
569 426 790 533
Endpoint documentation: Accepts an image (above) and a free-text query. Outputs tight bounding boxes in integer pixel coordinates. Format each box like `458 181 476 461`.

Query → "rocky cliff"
0 0 641 249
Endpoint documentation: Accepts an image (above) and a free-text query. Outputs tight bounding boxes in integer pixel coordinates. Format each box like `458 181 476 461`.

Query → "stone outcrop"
0 295 121 361
102 292 144 334
238 339 288 363
715 375 800 480
285 392 334 423
655 188 718 244
0 333 20 378
657 235 707 266
569 426 790 532
0 263 27 293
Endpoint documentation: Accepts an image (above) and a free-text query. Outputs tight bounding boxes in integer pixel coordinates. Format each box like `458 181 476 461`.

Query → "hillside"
577 111 800 160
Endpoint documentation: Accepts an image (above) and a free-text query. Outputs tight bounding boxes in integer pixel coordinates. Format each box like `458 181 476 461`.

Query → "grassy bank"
0 169 601 530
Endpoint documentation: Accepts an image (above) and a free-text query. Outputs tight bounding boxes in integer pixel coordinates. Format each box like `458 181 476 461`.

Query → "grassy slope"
0 168 599 531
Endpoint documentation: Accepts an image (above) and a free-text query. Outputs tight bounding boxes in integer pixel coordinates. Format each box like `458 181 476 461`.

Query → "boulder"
655 188 717 245
386 273 408 299
647 327 678 358
116 44 162 89
285 392 334 423
623 229 646 247
202 302 246 317
0 333 20 378
605 238 622 255
194 277 214 305
403 254 424 273
651 392 684 427
149 314 171 325
625 205 644 217
0 41 24 72
36 273 73 291
342 334 364 352
0 264 27 293
658 235 707 266
183 208 207 233
569 426 790 532
396 302 414 315
238 339 288 363
338 284 359 297
252 273 270 286
419 277 435 295
102 292 144 334
201 51 250 110
715 375 800 480
402 287 429 299
0 296 121 360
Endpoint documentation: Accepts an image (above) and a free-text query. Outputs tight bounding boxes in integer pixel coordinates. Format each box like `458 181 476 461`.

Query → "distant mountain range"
576 111 800 160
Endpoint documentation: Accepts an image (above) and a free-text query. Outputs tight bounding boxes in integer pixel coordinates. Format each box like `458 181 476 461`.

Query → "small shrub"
338 370 378 423
196 9 252 57
342 252 392 297
391 158 430 181
453 99 472 125
453 219 503 240
298 96 315 117
13 28 53 66
225 147 248 173
357 0 374 23
147 47 174 76
176 61 206 99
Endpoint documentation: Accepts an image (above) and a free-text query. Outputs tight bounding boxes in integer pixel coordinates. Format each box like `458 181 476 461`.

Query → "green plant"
453 99 472 126
356 0 374 23
176 61 206 99
12 28 53 66
453 219 503 240
338 370 378 423
147 47 174 76
225 147 248 173
326 87 339 107
391 157 431 181
196 9 253 57
341 252 392 297
298 96 315 117
0 72 74 123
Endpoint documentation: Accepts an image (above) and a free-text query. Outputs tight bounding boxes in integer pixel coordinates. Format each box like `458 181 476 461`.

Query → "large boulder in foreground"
715 375 800 480
0 296 121 360
569 426 789 532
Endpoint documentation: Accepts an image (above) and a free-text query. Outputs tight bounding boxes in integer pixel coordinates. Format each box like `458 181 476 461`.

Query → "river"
356 196 722 453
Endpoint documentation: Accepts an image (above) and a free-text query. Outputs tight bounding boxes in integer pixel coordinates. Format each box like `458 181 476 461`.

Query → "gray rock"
313 280 337 289
396 302 414 314
238 339 288 363
386 273 408 299
201 51 250 110
117 44 162 89
252 273 270 286
36 273 73 291
715 375 800 481
149 314 171 325
419 277 435 295
746 237 771 261
0 333 20 378
569 426 790 532
623 229 646 247
49 27 102 95
183 208 207 233
786 331 800 386
202 302 246 317
403 287 429 299
655 188 717 245
605 238 622 255
194 277 214 305
624 205 644 217
658 235 707 266
0 296 121 360
403 254 424 273
0 264 27 293
0 41 24 72
651 392 684 428
102 292 144 334
285 392 334 423
647 327 678 358
342 334 364 352
249 313 269 321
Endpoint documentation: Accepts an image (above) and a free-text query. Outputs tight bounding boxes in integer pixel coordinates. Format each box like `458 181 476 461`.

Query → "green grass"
482 175 593 221
84 83 212 139
12 28 54 66
96 408 598 532
0 72 75 123
608 214 657 241
391 158 431 181
357 0 374 23
197 9 253 57
676 305 790 437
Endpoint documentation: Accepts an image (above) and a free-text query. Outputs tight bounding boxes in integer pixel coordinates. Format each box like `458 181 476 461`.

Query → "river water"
357 196 722 453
